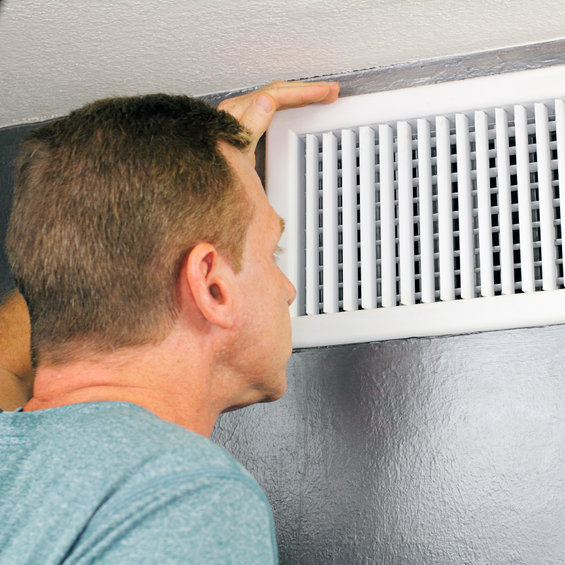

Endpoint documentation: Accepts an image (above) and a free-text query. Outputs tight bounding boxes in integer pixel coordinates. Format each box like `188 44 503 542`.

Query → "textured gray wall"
211 43 565 564
214 327 565 564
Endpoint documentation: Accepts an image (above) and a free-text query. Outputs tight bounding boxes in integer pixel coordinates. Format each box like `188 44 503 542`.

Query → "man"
0 80 339 562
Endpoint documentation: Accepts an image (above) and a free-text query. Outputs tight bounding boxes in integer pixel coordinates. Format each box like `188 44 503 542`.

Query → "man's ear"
183 242 236 329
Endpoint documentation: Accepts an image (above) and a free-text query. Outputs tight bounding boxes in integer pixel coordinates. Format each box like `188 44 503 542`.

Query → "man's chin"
258 385 286 404
222 375 287 413
262 370 288 403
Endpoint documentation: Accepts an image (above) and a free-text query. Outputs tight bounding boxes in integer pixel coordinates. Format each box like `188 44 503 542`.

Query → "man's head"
7 94 254 365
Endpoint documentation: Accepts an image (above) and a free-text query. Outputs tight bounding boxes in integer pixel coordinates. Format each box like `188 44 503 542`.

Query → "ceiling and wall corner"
2 0 565 128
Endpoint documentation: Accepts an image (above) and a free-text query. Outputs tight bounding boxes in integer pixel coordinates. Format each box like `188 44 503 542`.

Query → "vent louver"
266 65 565 348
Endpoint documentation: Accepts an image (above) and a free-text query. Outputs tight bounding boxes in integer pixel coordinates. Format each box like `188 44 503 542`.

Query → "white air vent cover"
266 65 565 348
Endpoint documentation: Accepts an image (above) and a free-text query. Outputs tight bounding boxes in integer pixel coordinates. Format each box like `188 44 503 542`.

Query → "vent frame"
266 65 565 348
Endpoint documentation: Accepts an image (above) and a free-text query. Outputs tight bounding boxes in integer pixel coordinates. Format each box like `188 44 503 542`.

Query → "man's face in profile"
221 142 296 404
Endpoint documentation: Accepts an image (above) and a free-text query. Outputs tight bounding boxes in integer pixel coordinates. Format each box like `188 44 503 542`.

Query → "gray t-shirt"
0 401 278 564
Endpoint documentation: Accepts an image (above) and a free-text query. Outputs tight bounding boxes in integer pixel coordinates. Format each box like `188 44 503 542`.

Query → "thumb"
240 93 276 154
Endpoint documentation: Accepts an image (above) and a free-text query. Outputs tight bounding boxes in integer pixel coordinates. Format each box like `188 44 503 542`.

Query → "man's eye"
274 245 283 258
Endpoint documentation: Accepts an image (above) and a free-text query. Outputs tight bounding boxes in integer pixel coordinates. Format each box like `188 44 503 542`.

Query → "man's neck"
25 331 223 437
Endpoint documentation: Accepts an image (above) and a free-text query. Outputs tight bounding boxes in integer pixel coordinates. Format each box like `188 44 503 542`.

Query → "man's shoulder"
1 400 265 532
0 402 277 564
44 401 242 470
2 400 248 484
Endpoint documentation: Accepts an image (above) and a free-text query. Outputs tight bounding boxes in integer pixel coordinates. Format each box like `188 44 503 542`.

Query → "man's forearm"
0 290 33 409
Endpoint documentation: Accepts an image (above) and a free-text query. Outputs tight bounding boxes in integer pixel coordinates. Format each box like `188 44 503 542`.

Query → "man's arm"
0 290 33 410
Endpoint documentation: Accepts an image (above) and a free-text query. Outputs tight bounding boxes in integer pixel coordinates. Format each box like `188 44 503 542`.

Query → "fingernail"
255 94 273 113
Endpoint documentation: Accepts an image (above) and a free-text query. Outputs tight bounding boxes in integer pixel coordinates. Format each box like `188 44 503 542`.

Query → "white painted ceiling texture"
1 0 565 128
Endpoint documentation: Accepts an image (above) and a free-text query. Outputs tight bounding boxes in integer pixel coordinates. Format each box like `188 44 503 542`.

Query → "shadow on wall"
0 123 44 296
213 325 565 564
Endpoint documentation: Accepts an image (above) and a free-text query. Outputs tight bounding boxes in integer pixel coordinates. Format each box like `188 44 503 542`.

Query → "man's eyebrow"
279 217 285 236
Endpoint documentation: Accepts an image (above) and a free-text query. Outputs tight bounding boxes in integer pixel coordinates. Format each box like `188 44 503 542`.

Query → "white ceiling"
2 0 565 128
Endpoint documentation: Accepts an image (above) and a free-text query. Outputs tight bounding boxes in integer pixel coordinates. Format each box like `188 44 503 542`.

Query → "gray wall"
213 328 565 564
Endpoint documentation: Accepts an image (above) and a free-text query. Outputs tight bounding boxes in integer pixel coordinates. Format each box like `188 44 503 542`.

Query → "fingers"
260 80 340 111
218 80 340 164
218 80 340 119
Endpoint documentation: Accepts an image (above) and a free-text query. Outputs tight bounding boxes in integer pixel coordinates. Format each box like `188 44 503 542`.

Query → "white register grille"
266 66 565 348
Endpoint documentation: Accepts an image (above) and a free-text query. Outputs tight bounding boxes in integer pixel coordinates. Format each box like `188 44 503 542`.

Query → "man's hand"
218 80 340 164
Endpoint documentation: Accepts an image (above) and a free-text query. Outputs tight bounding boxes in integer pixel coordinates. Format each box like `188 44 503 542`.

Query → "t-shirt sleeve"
66 473 278 565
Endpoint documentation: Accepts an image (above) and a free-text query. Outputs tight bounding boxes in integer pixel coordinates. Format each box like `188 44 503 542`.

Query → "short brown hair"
7 94 253 365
